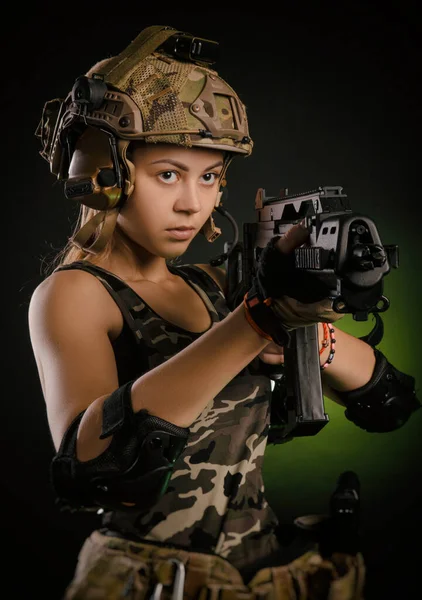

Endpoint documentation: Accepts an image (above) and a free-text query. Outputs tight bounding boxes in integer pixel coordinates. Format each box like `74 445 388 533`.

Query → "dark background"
3 5 421 599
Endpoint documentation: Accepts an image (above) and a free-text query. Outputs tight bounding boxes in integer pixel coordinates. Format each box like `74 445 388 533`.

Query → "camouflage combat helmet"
36 25 253 253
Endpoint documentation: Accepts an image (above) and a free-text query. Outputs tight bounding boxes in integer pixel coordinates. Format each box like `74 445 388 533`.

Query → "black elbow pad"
336 349 421 433
51 381 190 512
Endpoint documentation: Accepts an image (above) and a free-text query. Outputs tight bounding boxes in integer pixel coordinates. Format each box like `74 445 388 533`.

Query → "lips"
167 227 194 231
166 228 195 240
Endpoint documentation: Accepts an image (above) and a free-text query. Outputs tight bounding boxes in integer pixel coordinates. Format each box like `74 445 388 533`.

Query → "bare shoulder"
28 267 122 448
28 267 121 342
193 263 227 295
30 268 110 316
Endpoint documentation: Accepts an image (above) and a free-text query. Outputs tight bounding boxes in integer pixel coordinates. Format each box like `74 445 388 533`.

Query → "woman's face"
117 143 225 260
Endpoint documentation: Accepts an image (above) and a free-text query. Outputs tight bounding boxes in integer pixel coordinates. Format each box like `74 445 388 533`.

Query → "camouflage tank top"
55 260 282 573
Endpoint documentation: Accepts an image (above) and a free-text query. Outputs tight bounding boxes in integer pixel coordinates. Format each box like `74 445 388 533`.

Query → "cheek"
119 182 148 220
118 193 163 235
118 198 140 227
200 187 219 212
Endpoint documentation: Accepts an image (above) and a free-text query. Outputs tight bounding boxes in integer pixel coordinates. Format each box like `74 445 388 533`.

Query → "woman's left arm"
319 324 376 406
320 323 420 432
256 324 376 405
258 323 420 431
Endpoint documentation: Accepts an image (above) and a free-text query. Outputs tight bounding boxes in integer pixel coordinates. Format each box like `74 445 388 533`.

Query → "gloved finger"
309 297 346 323
271 296 346 329
275 222 310 255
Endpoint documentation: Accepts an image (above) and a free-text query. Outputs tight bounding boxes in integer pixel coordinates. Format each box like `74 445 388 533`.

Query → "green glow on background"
262 218 422 529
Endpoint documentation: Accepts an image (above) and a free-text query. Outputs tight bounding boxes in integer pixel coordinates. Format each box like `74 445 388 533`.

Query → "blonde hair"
43 206 113 270
43 203 182 277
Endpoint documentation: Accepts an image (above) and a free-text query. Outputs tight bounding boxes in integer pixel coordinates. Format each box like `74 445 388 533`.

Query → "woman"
29 24 418 599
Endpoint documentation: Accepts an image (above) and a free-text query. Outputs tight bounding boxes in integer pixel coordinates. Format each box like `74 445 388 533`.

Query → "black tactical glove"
244 223 345 346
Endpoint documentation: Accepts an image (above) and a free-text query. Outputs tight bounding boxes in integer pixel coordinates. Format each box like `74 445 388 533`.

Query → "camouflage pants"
63 530 365 599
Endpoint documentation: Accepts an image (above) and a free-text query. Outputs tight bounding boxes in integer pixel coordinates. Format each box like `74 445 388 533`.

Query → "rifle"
211 186 399 444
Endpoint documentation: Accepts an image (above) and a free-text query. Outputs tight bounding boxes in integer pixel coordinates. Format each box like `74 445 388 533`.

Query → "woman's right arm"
28 269 271 460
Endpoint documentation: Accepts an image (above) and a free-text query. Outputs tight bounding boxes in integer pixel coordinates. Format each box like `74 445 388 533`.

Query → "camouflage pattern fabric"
117 53 252 153
55 261 365 599
55 260 281 575
63 530 365 599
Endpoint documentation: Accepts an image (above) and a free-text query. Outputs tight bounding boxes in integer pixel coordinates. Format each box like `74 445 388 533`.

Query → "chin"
163 247 188 260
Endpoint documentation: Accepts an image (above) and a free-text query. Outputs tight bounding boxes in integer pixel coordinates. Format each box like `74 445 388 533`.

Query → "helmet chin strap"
70 208 119 254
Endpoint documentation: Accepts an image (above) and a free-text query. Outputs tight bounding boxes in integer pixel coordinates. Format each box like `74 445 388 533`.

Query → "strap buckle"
150 558 186 600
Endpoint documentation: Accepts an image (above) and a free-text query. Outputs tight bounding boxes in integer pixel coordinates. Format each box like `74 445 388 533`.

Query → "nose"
173 179 202 214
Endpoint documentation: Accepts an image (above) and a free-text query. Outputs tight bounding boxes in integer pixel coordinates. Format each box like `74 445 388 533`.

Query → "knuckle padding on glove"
256 235 332 303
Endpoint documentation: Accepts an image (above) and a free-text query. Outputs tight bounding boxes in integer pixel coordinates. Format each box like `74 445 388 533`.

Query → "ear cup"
64 127 124 210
